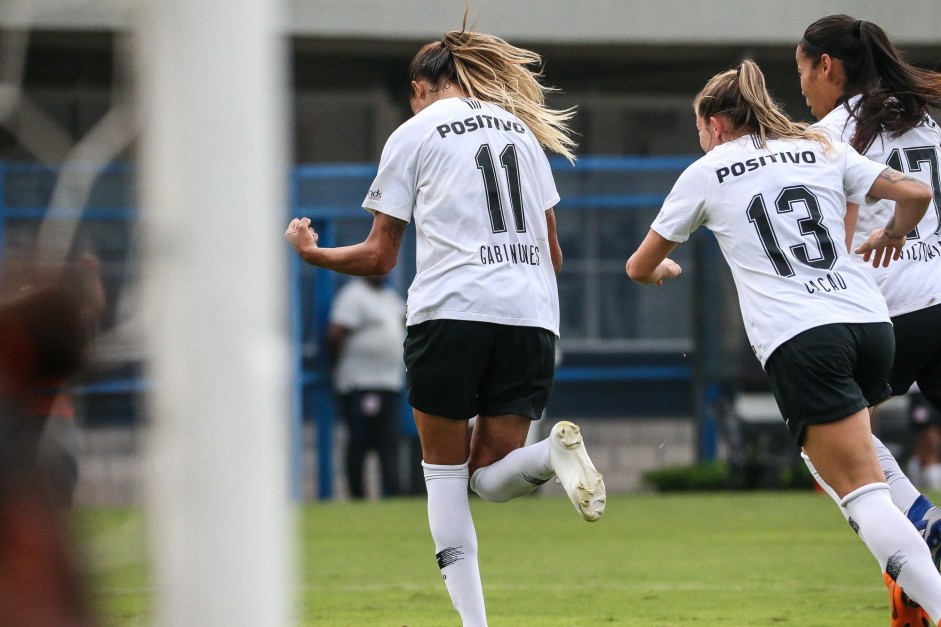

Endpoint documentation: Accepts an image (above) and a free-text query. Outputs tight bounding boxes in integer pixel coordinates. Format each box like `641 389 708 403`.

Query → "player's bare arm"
854 167 932 267
545 208 563 275
286 212 406 276
882 215 899 238
877 168 924 187
386 216 406 246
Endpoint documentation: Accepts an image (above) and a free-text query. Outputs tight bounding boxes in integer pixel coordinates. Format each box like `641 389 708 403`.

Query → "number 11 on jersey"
476 143 526 234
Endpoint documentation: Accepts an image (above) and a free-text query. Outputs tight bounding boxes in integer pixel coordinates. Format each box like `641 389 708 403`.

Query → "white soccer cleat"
549 420 606 522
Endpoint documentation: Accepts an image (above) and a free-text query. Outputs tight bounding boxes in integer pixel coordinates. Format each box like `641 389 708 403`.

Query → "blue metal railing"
0 156 705 501
290 155 699 498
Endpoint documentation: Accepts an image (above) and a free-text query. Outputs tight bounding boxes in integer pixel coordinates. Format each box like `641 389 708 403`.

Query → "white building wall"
5 0 940 46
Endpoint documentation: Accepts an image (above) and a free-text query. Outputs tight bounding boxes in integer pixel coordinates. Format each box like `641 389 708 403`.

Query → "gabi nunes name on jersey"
480 242 541 266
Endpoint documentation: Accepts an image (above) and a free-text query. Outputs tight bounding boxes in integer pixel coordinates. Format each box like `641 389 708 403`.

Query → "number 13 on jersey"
747 185 837 277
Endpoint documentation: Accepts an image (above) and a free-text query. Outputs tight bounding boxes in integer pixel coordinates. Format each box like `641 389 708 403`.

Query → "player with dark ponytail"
799 14 941 155
797 18 941 623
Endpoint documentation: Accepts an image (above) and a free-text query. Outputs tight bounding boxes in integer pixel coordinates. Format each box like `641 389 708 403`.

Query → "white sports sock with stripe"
423 461 487 627
842 483 941 624
469 439 553 502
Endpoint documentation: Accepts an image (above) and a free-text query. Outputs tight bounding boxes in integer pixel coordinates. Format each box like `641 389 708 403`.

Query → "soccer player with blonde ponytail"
286 16 603 627
627 59 941 622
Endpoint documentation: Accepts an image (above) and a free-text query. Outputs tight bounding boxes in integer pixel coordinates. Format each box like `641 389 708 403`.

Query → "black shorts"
403 319 555 421
764 322 894 444
890 303 941 412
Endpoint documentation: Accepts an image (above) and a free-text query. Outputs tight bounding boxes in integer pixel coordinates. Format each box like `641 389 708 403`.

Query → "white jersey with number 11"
363 97 561 336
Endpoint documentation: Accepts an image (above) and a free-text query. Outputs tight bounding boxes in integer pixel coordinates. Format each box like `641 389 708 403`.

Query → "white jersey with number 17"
815 95 941 317
651 135 889 366
363 97 561 336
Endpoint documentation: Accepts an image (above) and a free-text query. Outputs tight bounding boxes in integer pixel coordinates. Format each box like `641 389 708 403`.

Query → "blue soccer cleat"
908 495 941 570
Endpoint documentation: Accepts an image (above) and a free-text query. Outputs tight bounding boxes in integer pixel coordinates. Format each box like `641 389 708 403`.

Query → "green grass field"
77 490 920 626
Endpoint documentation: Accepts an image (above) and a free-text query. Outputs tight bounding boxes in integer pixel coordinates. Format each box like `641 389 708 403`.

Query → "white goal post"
135 0 294 625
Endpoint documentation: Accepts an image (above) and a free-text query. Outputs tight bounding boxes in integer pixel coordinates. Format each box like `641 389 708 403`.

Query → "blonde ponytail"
443 31 577 162
408 11 577 162
695 59 831 150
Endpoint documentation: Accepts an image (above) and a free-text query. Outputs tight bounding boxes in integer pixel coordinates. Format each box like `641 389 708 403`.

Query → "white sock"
924 464 941 491
469 439 553 502
907 457 923 490
422 462 488 627
871 435 921 513
842 483 941 623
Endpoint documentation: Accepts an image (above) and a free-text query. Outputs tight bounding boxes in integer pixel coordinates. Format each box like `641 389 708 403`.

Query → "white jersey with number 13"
652 135 889 366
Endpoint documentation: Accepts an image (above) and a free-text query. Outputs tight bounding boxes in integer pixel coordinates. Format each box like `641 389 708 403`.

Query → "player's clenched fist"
654 258 682 286
285 217 318 252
